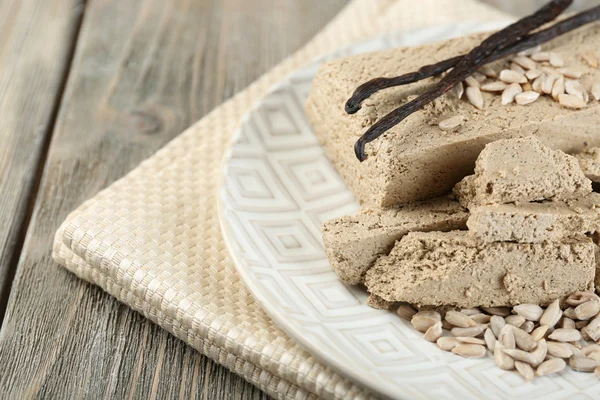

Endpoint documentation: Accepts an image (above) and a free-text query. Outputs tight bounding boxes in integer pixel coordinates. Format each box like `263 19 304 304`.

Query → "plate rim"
217 20 512 399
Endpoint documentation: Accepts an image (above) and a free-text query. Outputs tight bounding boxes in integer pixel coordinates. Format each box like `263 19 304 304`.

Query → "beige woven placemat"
52 1 510 398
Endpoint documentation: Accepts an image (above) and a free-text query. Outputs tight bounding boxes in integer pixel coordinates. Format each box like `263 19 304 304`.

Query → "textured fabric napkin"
53 1 509 398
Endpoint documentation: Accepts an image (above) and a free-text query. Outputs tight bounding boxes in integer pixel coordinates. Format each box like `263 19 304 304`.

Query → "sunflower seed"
547 341 573 358
500 69 527 84
592 83 600 101
582 329 592 341
490 315 506 337
574 300 600 320
411 311 441 332
540 299 562 328
548 328 582 342
521 321 534 333
515 91 540 105
478 65 497 78
438 115 466 132
532 75 544 93
473 72 487 83
556 68 583 79
466 86 484 110
506 315 526 327
561 317 575 329
461 307 482 316
511 63 526 74
552 76 565 100
499 324 516 349
532 339 548 367
583 315 600 341
451 325 483 337
397 304 417 320
531 51 551 62
445 310 476 328
549 52 565 67
580 52 599 68
501 83 523 105
542 74 559 94
589 351 600 362
570 355 600 372
442 320 453 330
536 358 566 376
531 325 549 342
569 343 583 357
482 306 511 317
525 69 543 80
464 75 481 88
515 360 534 380
514 327 538 351
457 337 486 345
452 344 486 358
424 322 443 342
582 344 600 356
565 79 587 102
472 314 492 325
595 366 600 378
484 328 496 351
559 93 587 109
481 81 508 92
567 291 600 306
493 341 514 370
513 56 537 70
450 81 464 99
575 320 589 330
503 348 537 365
437 336 460 351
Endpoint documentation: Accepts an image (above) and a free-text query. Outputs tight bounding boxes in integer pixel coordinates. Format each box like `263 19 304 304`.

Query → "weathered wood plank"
0 0 84 322
0 0 348 398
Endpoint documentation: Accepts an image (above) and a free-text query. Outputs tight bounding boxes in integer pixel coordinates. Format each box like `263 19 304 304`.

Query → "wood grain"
0 0 348 398
0 0 84 322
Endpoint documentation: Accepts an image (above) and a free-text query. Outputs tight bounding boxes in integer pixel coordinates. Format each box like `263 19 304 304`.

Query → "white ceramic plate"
219 22 600 399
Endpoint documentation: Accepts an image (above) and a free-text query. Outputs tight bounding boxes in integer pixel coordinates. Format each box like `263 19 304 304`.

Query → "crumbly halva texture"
468 193 600 243
454 137 592 209
365 231 595 308
306 23 600 207
322 197 467 284
574 147 600 182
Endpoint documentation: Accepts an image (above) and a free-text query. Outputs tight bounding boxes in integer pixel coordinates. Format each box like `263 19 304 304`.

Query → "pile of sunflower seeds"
397 291 600 380
439 46 600 132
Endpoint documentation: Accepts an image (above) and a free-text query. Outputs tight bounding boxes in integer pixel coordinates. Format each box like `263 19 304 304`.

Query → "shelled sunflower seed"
448 49 596 113
403 290 600 380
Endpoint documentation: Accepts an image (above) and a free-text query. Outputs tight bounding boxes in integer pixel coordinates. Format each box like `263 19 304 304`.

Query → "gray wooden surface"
0 0 348 398
0 0 595 398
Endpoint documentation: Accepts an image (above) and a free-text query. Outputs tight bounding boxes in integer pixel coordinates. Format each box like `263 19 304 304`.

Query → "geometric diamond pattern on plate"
246 216 325 266
252 270 305 317
228 123 265 159
269 148 348 203
285 271 376 319
561 368 600 392
252 87 317 150
339 322 428 368
226 158 297 212
468 360 566 399
219 23 600 400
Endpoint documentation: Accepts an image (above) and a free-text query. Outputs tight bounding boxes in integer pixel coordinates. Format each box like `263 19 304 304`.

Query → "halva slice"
306 24 600 207
468 193 600 243
454 137 591 209
574 147 600 182
365 231 595 308
322 197 467 284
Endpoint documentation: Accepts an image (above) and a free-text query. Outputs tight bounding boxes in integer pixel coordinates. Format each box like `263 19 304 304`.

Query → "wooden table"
0 0 593 398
